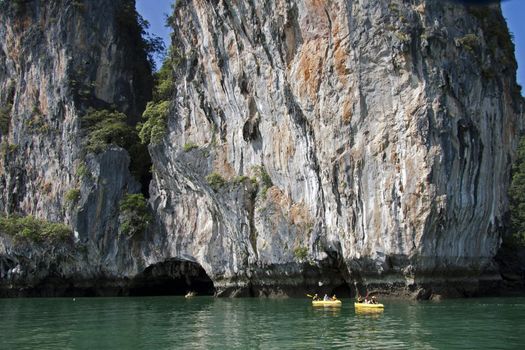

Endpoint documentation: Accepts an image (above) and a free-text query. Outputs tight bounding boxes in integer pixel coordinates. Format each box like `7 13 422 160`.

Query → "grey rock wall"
0 0 523 298
148 0 524 296
0 0 152 294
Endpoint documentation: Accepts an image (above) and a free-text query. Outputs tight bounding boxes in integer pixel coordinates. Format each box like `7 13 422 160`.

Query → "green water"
0 297 524 349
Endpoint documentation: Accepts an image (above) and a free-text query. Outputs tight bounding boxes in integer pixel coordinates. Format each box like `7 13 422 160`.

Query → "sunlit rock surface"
1 0 523 298
149 0 523 296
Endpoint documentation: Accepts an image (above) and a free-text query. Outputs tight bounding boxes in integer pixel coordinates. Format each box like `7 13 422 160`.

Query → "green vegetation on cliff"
467 5 516 68
252 165 273 198
508 137 525 247
0 104 12 135
0 83 15 136
138 58 174 145
64 189 81 205
65 0 169 193
139 100 170 145
0 215 72 243
80 109 150 185
206 172 226 191
293 247 308 261
81 109 136 154
119 193 151 237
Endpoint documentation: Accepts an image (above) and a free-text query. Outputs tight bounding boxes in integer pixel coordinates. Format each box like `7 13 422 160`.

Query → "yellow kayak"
312 300 342 307
354 302 384 309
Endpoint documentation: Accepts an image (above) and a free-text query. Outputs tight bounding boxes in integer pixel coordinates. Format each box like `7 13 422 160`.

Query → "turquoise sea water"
0 297 524 349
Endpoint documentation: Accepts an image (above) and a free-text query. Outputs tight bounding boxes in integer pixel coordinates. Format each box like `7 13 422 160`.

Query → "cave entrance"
130 259 215 296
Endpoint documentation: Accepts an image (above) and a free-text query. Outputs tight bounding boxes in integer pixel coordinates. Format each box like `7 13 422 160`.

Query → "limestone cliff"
0 0 153 295
148 0 524 296
0 0 524 298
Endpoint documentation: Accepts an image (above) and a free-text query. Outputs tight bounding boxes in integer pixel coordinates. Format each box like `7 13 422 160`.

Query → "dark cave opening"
129 259 215 296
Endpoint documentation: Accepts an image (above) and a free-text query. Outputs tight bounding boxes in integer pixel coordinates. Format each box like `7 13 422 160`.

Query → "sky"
502 0 525 90
136 0 524 90
136 0 172 67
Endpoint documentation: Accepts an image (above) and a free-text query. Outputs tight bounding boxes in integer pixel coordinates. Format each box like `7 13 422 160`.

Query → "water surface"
1 297 524 349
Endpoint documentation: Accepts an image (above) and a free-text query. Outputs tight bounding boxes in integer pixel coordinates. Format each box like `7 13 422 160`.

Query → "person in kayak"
323 294 330 301
313 294 320 301
331 294 338 301
371 296 378 304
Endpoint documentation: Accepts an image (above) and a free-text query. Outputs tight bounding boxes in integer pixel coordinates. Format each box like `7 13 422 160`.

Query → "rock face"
149 0 524 296
1 0 524 298
0 0 152 295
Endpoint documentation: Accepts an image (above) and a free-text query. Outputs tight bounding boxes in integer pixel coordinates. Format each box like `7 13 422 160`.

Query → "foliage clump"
0 104 12 135
293 246 308 261
0 141 17 157
81 109 137 154
260 167 273 189
138 58 175 145
508 137 525 247
394 31 410 44
252 165 273 197
80 108 150 185
119 193 151 237
25 106 49 134
0 215 72 243
0 84 15 136
183 142 198 152
76 162 91 180
152 57 175 101
64 189 81 204
206 172 226 191
457 34 479 53
232 175 250 184
138 101 169 145
467 5 516 67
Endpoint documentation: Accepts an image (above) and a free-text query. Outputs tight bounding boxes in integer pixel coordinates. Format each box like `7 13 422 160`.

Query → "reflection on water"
354 308 384 317
312 306 342 316
0 297 524 349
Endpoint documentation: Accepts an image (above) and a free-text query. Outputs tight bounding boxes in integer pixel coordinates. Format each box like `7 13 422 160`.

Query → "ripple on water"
1 297 524 349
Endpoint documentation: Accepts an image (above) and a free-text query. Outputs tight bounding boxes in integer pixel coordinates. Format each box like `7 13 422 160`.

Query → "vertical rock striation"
0 0 523 298
0 0 152 294
149 0 524 296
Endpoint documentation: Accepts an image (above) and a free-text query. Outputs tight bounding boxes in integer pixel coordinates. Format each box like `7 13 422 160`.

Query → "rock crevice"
1 0 524 298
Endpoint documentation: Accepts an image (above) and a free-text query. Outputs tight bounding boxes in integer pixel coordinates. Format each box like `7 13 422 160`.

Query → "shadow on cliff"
129 259 215 296
495 244 525 294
